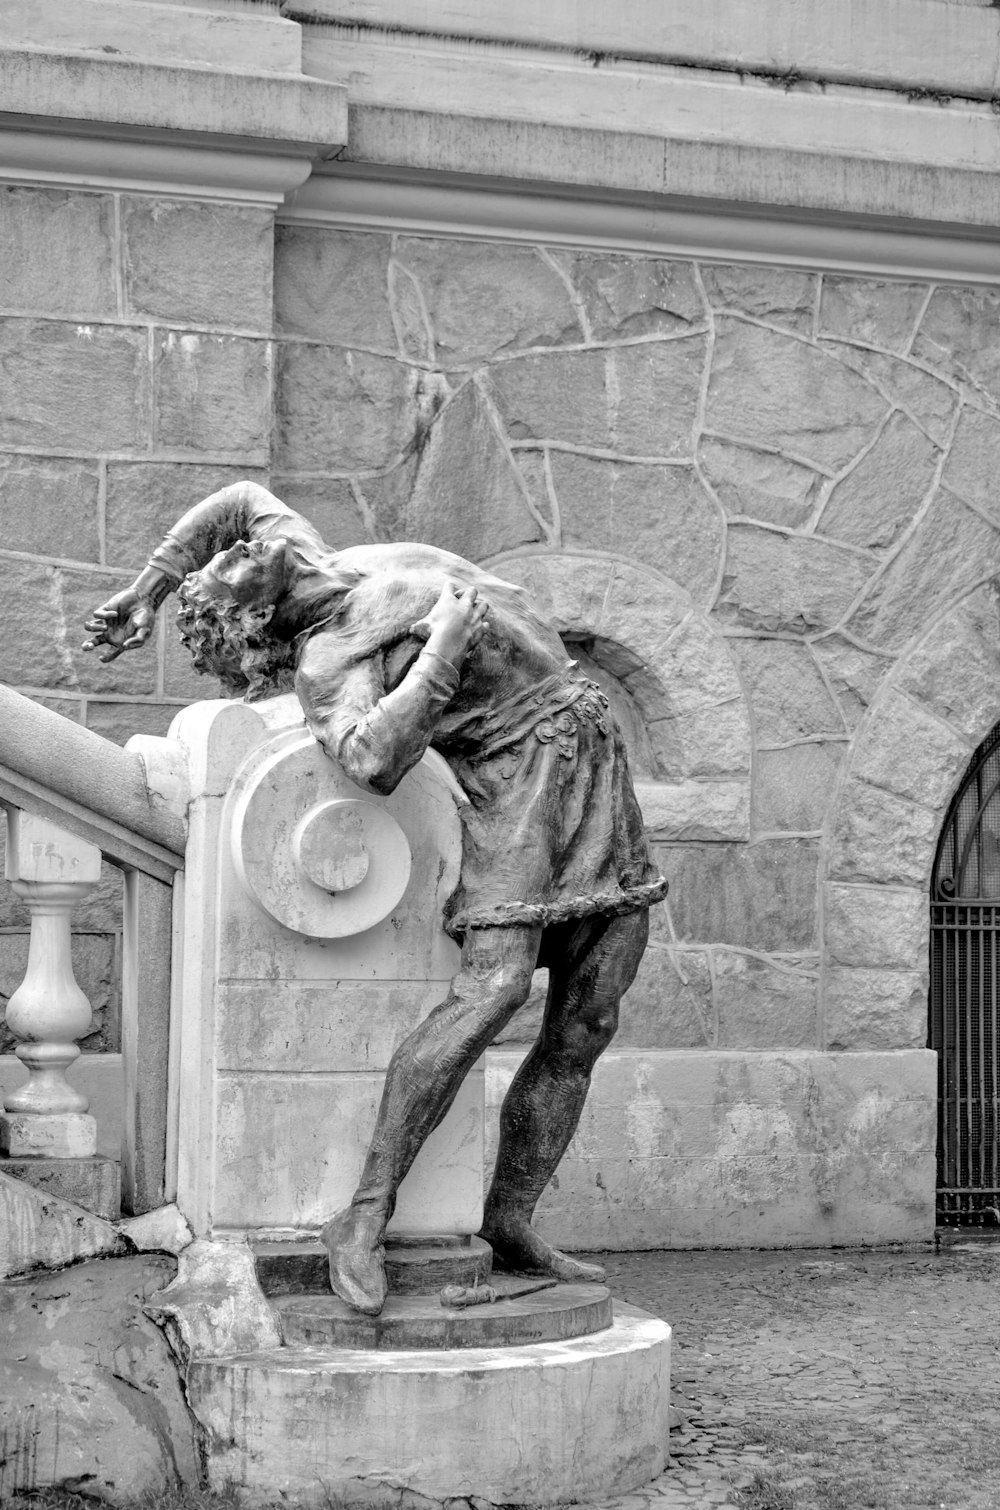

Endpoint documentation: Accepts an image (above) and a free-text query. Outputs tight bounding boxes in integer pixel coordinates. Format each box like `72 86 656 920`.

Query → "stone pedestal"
145 695 471 1241
189 1302 671 1507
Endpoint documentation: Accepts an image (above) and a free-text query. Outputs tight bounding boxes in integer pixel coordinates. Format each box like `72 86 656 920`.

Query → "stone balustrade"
0 810 103 1159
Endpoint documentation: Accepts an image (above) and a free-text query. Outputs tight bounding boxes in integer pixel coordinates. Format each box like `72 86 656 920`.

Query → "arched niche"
487 550 751 842
822 580 1000 1052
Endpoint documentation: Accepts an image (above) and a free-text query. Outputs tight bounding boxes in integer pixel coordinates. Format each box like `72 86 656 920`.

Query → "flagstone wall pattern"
2 192 999 1080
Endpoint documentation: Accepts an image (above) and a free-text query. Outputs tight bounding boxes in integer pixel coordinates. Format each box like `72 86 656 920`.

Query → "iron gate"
931 723 1000 1225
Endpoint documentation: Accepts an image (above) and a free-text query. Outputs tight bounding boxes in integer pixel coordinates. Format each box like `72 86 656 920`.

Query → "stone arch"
487 550 752 841
822 580 1000 1052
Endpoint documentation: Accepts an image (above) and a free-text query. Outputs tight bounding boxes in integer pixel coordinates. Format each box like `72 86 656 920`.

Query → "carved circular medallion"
232 732 413 938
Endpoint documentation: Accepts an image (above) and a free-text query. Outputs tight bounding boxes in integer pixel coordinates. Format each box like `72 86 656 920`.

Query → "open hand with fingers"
82 569 172 662
410 581 489 670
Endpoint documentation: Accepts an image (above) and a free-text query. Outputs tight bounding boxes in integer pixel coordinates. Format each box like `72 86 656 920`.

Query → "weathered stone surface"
701 264 817 334
706 319 888 469
602 560 693 665
105 461 269 569
941 404 1000 519
275 342 419 470
0 1254 198 1502
822 340 956 445
191 1309 670 1507
847 488 1000 652
487 348 608 446
716 526 875 635
120 1203 194 1256
818 276 929 354
753 742 846 833
619 943 714 1048
560 252 704 339
394 238 582 363
123 199 273 330
493 553 615 640
275 225 396 349
912 285 1000 408
0 318 149 451
0 186 115 318
850 688 972 812
0 1170 123 1277
154 331 269 455
728 638 844 742
0 1154 119 1219
550 453 722 602
655 613 745 714
810 633 893 731
387 257 436 366
714 951 818 1049
824 967 927 1051
84 701 179 745
819 412 939 552
0 455 100 561
395 380 542 559
147 1238 282 1365
699 438 821 529
608 338 706 457
268 474 372 548
0 563 153 695
487 1047 935 1249
636 778 750 842
894 584 1000 744
826 884 926 970
2 1110 97 1159
648 701 751 781
830 778 940 887
658 839 819 951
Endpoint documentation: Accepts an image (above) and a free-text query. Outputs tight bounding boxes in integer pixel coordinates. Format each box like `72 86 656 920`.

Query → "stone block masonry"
0 183 277 1051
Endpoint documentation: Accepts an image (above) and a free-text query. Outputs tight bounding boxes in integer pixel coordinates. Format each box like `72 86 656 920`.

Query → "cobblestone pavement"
584 1242 1000 1510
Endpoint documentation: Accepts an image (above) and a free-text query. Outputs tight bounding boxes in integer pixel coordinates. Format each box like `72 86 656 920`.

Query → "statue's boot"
320 1205 388 1316
483 1213 606 1283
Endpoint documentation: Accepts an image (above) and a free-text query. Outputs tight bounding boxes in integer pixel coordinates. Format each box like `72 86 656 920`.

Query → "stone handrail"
0 684 185 1215
0 684 185 881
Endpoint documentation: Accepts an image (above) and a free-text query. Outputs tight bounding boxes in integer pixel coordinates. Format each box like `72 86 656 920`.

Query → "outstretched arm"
298 583 488 793
83 481 323 662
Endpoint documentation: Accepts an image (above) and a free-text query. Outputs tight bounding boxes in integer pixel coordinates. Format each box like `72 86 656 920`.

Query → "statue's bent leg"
322 925 541 1313
480 907 649 1283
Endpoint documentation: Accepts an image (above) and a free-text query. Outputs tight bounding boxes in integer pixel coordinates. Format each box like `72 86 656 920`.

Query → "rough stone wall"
270 226 1000 1055
0 184 271 1050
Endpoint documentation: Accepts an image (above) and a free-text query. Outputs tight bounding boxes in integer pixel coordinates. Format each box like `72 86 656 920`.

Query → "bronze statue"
85 481 667 1316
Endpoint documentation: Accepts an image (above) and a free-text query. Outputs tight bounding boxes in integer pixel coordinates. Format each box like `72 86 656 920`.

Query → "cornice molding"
281 166 1000 285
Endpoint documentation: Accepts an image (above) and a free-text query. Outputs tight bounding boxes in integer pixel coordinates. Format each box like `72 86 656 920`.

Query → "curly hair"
176 570 296 701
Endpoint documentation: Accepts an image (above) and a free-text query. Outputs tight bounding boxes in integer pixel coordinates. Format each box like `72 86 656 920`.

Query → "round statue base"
188 1300 670 1507
274 1281 613 1350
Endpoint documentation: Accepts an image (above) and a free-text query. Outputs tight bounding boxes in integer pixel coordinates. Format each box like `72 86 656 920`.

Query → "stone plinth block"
0 1169 123 1277
0 1154 120 1219
146 1238 282 1366
120 1202 194 1256
274 1282 612 1351
189 1305 670 1507
1 1110 96 1157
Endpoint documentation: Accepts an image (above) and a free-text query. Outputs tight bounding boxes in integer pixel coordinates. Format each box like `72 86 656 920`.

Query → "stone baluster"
0 810 102 1159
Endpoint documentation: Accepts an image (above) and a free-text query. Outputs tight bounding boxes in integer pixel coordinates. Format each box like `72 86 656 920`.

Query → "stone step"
253 1234 492 1297
0 1155 120 1221
273 1281 612 1350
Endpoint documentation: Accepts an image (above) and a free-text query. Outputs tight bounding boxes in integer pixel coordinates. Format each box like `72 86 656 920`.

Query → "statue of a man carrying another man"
85 481 667 1316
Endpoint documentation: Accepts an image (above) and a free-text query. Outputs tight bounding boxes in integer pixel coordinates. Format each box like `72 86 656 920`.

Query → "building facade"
3 0 1000 1247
